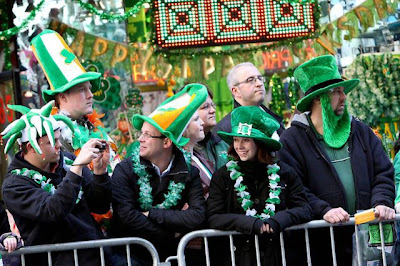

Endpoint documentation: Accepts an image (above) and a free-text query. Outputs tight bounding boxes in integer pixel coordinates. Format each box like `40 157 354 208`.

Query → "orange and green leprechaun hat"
132 83 208 147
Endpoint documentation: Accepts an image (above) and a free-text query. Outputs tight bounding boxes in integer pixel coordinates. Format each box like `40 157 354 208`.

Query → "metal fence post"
204 237 210 266
379 222 387 266
354 224 362 266
305 228 312 266
280 232 286 266
229 235 236 266
329 226 337 266
254 235 261 266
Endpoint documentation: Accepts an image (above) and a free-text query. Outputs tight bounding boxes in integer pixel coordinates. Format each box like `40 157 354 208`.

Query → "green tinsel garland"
288 77 300 112
0 0 45 40
381 133 392 159
347 54 400 127
77 0 151 21
269 74 286 117
0 0 148 39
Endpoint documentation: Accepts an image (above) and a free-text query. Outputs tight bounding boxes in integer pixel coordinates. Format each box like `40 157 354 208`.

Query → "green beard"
320 94 351 148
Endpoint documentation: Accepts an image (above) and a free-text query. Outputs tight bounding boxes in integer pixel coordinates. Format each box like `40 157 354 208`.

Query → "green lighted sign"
154 0 317 49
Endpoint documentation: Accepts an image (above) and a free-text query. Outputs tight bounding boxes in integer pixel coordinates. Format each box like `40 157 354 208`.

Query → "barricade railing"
2 215 399 266
172 214 400 266
0 237 162 266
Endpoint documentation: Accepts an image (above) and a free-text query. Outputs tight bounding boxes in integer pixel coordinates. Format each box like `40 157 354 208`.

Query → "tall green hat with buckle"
295 55 360 112
132 83 208 147
218 106 282 151
1 101 75 154
31 30 101 103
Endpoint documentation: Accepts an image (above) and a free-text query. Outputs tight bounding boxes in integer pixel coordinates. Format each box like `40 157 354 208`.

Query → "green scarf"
320 94 351 148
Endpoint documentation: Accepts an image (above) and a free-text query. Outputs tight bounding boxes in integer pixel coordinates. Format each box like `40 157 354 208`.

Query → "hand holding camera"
92 140 110 175
72 139 110 175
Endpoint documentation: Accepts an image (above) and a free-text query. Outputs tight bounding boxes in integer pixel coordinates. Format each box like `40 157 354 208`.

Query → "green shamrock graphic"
60 49 76 64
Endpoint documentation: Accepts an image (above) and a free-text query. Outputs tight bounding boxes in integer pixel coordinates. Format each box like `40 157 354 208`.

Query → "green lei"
131 143 191 211
11 157 83 204
226 159 281 220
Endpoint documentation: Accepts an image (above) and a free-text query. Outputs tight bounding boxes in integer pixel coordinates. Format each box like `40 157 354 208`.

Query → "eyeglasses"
139 132 166 140
329 87 345 96
234 75 265 86
200 102 216 110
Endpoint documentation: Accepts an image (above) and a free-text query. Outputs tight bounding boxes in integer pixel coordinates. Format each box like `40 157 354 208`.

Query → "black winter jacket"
111 147 206 260
2 151 112 266
207 160 312 266
279 113 395 218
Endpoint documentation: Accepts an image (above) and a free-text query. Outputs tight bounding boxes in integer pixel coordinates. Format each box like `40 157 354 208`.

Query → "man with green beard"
279 55 395 266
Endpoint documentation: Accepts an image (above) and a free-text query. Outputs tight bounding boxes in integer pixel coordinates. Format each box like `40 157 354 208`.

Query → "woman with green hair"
207 106 312 266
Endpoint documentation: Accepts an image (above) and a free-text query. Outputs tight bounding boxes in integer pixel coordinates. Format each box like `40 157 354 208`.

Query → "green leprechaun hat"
218 106 282 151
31 30 101 103
132 83 208 147
1 100 74 154
295 55 359 112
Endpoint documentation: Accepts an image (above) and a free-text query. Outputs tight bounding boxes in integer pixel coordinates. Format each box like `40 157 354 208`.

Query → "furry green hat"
218 106 282 151
132 83 207 147
31 30 101 103
1 101 74 154
295 55 359 112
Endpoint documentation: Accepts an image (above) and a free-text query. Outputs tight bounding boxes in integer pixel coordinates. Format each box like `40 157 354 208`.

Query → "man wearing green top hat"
30 29 115 160
1 101 112 265
110 83 207 263
279 55 395 265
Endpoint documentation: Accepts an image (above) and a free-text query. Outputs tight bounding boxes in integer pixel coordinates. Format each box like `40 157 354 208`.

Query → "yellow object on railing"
355 208 375 224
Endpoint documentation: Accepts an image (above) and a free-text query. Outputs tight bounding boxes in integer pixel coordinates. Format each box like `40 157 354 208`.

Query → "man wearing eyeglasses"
213 62 285 139
278 55 395 265
110 84 207 264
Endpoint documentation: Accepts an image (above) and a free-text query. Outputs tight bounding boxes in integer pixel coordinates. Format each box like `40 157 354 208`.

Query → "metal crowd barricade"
173 214 400 266
0 237 163 266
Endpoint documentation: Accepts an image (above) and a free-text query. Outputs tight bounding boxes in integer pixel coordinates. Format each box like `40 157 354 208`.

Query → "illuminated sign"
154 0 317 49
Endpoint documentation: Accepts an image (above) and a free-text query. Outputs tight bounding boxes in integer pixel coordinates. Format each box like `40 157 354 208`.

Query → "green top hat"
30 30 101 103
1 101 74 155
295 55 360 112
132 83 208 147
218 106 282 151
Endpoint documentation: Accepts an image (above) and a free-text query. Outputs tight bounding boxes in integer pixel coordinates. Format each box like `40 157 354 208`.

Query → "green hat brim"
296 79 359 112
217 131 282 152
42 72 101 103
132 114 190 147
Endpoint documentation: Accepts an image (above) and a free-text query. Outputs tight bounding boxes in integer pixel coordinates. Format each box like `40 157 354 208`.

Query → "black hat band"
305 79 343 96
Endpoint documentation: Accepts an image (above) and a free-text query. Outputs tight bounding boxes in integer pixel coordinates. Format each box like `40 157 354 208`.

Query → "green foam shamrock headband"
1 101 75 154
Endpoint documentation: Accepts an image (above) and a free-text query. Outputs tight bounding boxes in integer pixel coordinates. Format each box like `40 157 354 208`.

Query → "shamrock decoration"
83 60 105 74
99 76 121 110
125 88 143 108
82 60 122 110
60 49 76 64
91 78 111 102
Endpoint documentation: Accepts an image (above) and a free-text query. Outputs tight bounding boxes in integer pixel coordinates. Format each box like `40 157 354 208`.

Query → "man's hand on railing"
323 207 350 223
374 205 395 221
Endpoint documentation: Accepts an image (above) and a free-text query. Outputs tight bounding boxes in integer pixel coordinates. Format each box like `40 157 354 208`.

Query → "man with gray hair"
213 62 285 137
